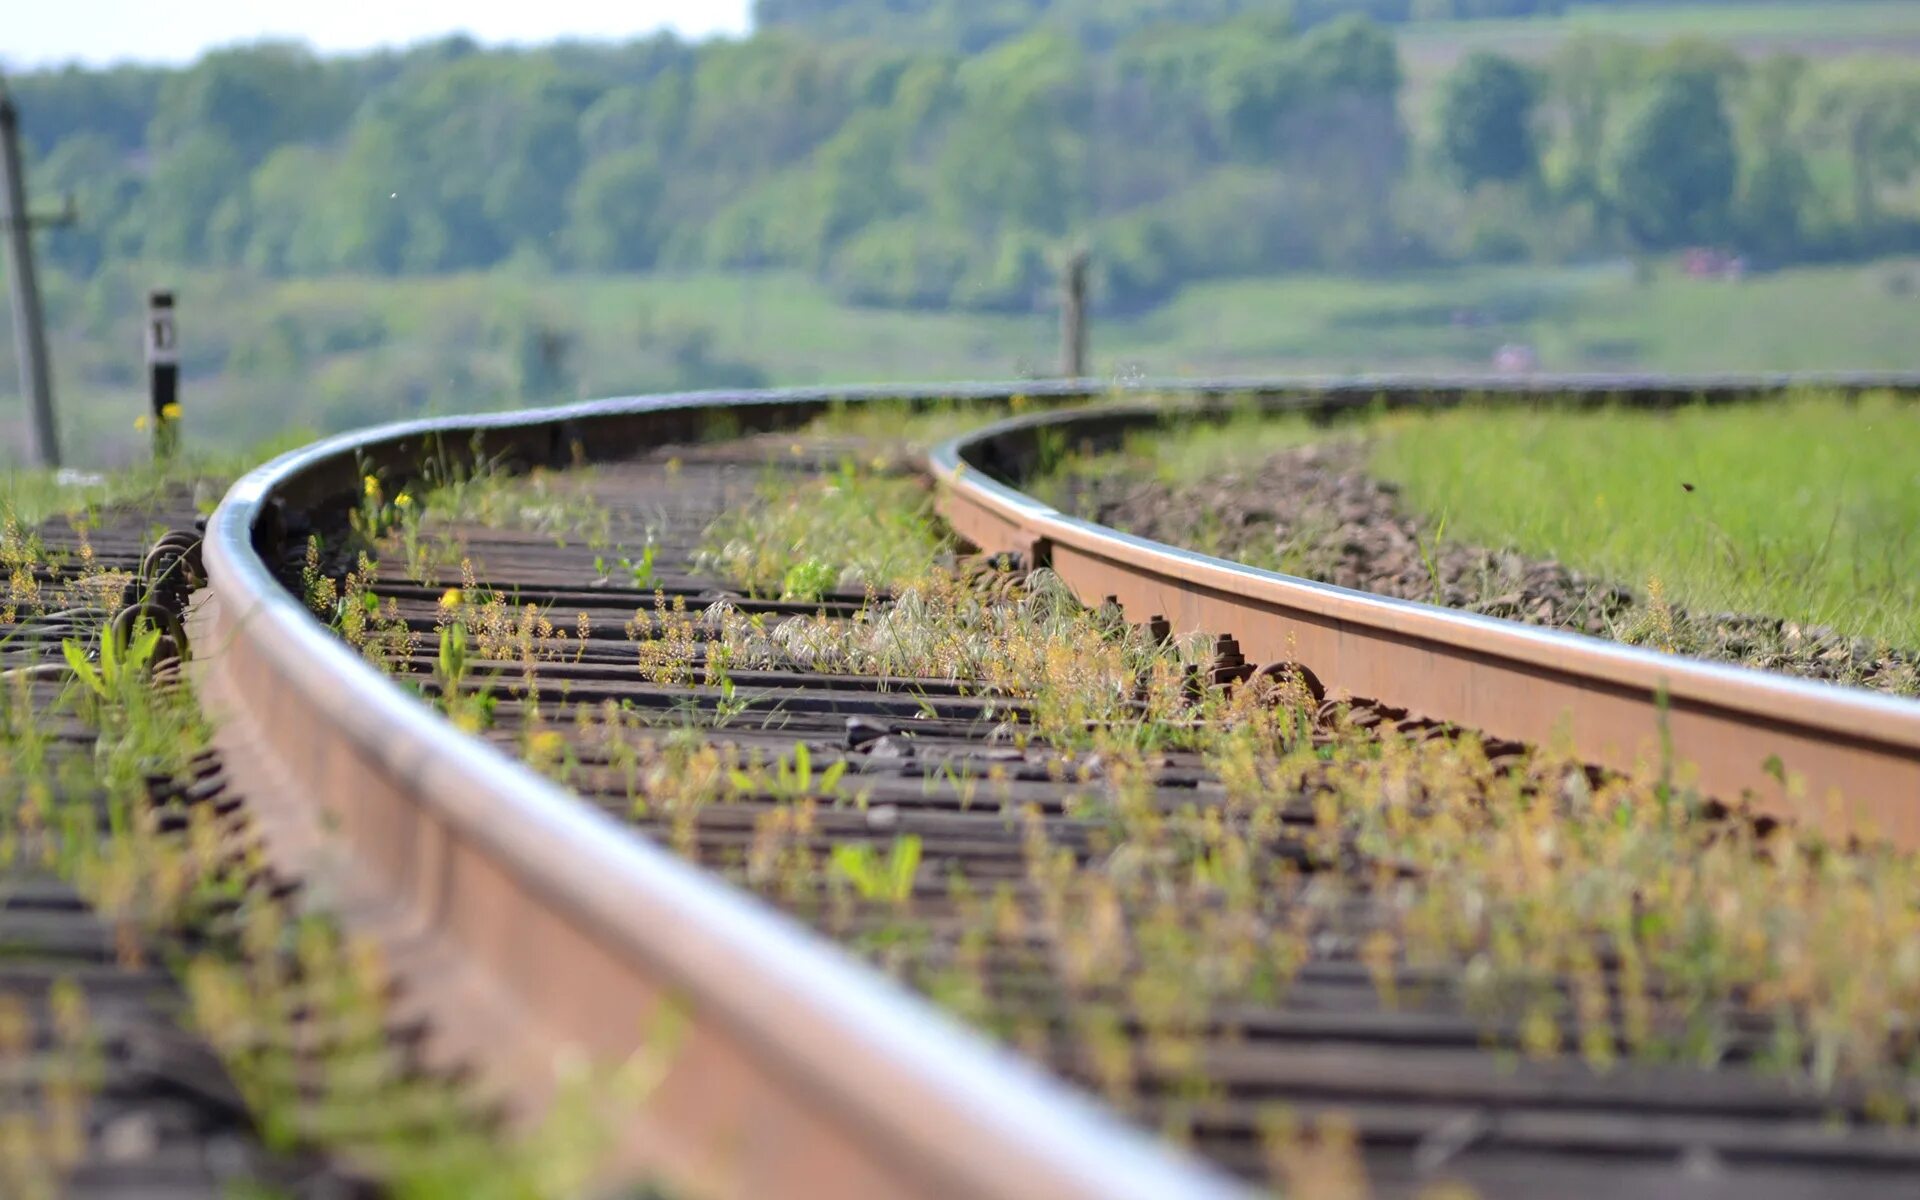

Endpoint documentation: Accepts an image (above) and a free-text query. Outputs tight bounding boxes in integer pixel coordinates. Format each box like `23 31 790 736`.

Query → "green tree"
1544 35 1642 200
301 124 418 273
141 133 245 261
1438 52 1540 186
231 145 335 273
35 134 143 274
1811 64 1920 236
808 111 914 254
826 219 973 308
148 43 350 164
934 32 1090 235
1206 16 1400 162
579 77 689 158
567 150 666 269
317 57 587 271
1732 56 1812 255
11 64 166 154
1607 69 1737 247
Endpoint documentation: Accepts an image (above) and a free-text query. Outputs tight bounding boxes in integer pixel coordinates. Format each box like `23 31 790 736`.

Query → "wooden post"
147 290 179 459
1060 250 1089 380
0 82 59 468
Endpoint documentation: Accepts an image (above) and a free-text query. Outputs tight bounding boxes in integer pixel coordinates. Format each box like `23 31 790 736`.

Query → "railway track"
0 493 356 1197
936 397 1920 845
178 376 1920 1199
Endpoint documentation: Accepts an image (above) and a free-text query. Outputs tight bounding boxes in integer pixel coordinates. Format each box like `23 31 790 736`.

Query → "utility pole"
1059 249 1089 380
0 78 67 469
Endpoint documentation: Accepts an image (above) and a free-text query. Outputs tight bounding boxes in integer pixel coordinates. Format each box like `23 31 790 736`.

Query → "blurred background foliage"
4 0 1920 461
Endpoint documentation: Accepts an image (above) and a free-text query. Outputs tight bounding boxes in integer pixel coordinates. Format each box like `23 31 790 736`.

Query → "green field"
1406 1 1920 47
1398 1 1920 92
6 256 1919 470
1396 2 1920 108
1371 394 1920 646
1042 390 1920 658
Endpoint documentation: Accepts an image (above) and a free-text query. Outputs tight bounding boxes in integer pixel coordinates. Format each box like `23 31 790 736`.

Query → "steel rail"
930 391 1920 848
192 386 1266 1200
192 373 1920 1199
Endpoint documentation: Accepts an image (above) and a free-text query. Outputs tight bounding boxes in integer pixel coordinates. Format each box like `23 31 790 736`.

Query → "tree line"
11 8 1920 315
752 0 1767 52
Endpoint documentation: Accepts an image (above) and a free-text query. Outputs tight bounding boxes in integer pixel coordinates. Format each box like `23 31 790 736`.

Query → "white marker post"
147 289 179 459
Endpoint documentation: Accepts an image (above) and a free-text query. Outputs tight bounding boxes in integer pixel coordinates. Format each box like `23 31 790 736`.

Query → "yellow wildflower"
363 475 380 499
527 730 567 764
134 415 150 431
439 588 463 609
393 492 413 509
160 402 183 421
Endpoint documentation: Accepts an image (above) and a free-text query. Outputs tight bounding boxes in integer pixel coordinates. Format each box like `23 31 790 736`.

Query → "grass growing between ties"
698 460 946 601
696 392 1136 603
794 395 1025 466
393 459 616 549
0 496 666 1198
700 460 1920 1101
1369 393 1920 648
737 464 1920 1095
344 426 1920 1196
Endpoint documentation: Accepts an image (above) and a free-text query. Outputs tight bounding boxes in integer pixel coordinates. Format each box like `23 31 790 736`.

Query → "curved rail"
193 373 1920 1198
193 386 1257 1200
932 394 1920 847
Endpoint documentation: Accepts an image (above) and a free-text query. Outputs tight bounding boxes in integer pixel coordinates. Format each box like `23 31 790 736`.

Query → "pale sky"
4 1 755 69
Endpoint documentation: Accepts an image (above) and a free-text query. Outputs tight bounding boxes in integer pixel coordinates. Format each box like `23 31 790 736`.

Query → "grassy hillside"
1398 1 1920 74
1372 393 1920 646
5 256 1919 467
1395 2 1920 107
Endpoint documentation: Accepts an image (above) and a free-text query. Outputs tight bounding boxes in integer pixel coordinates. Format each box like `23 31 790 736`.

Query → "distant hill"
751 1 1586 51
751 1 1899 53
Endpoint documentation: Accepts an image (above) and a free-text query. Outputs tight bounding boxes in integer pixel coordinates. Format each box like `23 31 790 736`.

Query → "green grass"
1369 392 1920 647
696 459 947 600
1027 404 1338 520
1394 2 1920 109
0 432 318 526
0 503 668 1198
1137 260 1920 376
437 432 1920 1145
799 396 1023 453
10 257 1920 469
1402 1 1920 48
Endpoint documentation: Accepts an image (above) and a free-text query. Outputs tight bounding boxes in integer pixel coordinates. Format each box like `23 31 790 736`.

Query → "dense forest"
9 4 1920 317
